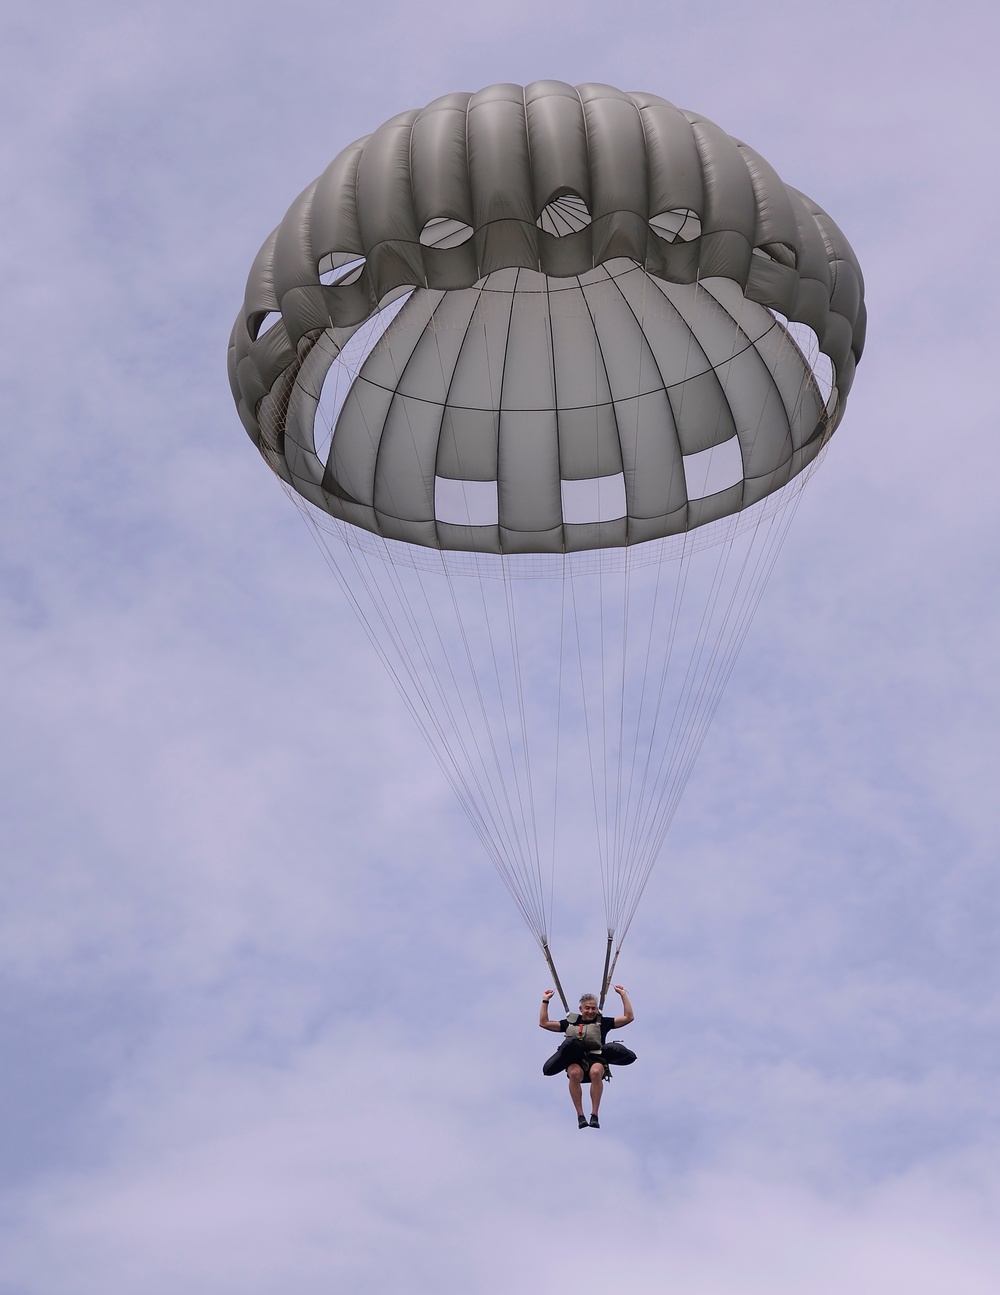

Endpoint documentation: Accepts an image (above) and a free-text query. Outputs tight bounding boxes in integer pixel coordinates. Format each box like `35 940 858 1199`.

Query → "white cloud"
2 0 999 1288
4 1032 1000 1294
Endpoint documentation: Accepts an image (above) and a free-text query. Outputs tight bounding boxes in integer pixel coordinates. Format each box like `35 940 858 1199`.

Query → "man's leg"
567 1064 585 1117
589 1063 605 1116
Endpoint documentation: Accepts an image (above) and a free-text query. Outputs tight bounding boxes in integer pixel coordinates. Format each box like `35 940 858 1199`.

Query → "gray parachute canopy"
228 85 867 984
228 81 866 554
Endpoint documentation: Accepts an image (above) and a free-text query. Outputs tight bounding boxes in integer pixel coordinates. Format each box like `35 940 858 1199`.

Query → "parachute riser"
598 935 613 1010
599 940 622 1011
541 942 570 1015
542 938 621 1015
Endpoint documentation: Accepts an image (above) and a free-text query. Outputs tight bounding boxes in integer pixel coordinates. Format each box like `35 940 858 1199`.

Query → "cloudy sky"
3 1 999 1290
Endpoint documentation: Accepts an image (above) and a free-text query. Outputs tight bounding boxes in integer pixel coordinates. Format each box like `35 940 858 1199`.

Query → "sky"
2 0 999 1290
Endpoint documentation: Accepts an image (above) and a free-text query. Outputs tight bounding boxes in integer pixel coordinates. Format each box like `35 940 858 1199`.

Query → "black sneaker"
589 1113 600 1129
577 1114 588 1129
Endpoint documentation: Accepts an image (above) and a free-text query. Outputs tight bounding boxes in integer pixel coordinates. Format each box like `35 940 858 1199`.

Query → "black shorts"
566 1053 607 1079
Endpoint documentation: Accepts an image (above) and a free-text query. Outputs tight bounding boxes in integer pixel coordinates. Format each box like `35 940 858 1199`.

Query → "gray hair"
579 993 598 1006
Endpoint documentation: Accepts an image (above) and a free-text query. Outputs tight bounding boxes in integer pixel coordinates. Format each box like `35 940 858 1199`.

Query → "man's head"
579 993 599 1020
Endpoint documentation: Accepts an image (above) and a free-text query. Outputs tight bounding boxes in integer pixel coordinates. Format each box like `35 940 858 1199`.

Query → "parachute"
228 82 865 1007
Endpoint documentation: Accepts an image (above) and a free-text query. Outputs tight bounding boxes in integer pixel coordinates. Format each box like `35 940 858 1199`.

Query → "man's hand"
612 985 634 1028
539 988 562 1030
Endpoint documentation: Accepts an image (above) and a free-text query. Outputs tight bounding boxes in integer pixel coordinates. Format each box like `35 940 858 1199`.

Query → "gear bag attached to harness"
542 1013 637 1079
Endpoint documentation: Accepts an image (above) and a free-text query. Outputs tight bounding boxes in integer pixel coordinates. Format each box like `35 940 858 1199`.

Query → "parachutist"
540 986 634 1126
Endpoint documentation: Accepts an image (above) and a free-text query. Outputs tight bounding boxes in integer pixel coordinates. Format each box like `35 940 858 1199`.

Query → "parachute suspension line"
619 533 752 935
616 536 688 910
293 496 552 943
598 561 613 921
498 558 548 937
431 555 540 917
652 538 735 794
611 535 695 933
611 488 808 947
412 554 548 933
381 552 551 941
444 561 549 939
609 545 633 940
484 571 550 936
655 491 805 841
290 500 512 882
568 569 612 913
602 498 810 941
440 564 550 936
340 536 525 897
548 560 570 941
619 537 747 925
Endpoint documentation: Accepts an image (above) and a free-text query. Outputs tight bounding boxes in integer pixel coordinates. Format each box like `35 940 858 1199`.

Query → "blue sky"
2 1 999 1290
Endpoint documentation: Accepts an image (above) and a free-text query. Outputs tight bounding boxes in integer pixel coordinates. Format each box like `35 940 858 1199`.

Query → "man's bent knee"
566 1064 584 1081
589 1063 605 1082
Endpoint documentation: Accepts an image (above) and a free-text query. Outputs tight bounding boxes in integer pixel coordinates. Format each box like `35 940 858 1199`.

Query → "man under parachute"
540 985 635 1128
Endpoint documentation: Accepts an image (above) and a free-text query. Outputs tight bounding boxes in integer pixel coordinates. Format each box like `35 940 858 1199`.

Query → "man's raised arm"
539 988 563 1031
611 985 634 1028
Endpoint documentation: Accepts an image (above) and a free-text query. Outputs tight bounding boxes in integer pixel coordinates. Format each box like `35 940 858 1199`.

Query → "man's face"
580 999 598 1019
